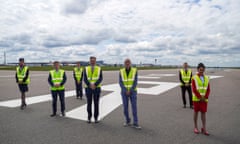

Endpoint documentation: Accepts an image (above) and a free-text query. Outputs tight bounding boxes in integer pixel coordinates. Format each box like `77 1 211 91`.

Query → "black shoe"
80 97 83 100
20 105 24 110
183 105 186 108
133 124 142 130
190 105 193 109
50 114 56 117
87 120 91 123
123 122 131 127
95 120 99 123
61 112 65 117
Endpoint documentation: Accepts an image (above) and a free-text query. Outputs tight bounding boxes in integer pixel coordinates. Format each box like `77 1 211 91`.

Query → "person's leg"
86 88 93 121
79 83 83 99
194 111 199 133
201 112 206 130
181 86 187 107
75 82 80 98
187 86 193 108
121 92 130 124
93 88 101 122
18 84 27 109
59 90 65 116
130 92 138 126
51 91 58 116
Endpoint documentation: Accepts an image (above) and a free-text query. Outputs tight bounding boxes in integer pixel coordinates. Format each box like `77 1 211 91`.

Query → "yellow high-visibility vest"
85 66 101 88
50 69 65 91
180 69 192 86
120 67 137 91
74 67 83 82
16 66 30 84
192 75 209 102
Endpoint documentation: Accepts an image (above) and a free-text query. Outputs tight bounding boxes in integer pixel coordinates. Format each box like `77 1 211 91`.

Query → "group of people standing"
15 57 141 129
15 58 211 133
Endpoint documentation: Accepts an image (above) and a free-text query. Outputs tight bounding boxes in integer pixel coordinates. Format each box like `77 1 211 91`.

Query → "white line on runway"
0 90 76 108
138 76 160 79
209 75 224 79
66 81 180 121
148 74 176 77
0 74 48 78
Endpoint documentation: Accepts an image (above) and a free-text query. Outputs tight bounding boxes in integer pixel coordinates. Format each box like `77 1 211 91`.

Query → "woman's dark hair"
197 63 205 69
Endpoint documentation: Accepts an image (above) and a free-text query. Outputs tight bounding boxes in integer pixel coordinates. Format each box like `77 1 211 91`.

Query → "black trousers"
51 90 65 114
75 82 83 98
85 88 101 120
181 86 193 106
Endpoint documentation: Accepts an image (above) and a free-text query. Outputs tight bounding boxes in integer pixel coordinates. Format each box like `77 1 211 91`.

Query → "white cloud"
0 0 239 67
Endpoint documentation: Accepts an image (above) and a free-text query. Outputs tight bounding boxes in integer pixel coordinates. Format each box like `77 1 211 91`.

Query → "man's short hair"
90 56 96 60
53 61 60 65
19 58 24 62
124 58 131 64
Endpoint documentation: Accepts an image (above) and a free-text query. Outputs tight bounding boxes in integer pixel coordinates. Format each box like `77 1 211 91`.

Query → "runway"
0 68 239 144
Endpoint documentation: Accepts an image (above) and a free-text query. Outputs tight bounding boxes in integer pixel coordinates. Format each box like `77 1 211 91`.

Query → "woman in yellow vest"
73 61 83 99
15 58 30 110
192 63 210 135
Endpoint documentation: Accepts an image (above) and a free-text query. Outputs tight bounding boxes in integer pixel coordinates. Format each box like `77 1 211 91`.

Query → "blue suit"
119 69 138 125
83 67 103 121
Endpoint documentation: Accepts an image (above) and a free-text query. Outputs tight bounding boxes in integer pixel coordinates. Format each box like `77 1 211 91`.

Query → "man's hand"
126 90 131 96
54 84 60 87
18 80 23 84
90 84 96 90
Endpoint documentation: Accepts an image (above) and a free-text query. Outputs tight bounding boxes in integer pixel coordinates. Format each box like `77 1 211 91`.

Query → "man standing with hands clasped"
48 61 67 117
179 62 193 109
119 58 141 129
73 61 83 100
84 56 102 123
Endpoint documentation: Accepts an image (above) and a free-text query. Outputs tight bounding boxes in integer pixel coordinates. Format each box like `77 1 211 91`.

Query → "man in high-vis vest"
73 61 83 99
179 62 193 108
119 58 141 129
48 61 67 117
192 63 210 136
83 56 102 123
15 58 30 110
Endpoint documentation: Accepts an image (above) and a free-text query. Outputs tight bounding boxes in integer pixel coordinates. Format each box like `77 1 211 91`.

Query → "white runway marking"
209 75 224 79
148 74 176 77
0 90 76 108
138 76 161 79
0 74 47 78
66 81 179 121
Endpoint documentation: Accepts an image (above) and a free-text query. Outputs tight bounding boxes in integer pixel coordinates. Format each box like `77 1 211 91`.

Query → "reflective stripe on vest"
74 67 83 81
192 75 209 102
16 66 30 84
50 69 65 91
180 69 192 86
85 66 101 88
120 67 137 91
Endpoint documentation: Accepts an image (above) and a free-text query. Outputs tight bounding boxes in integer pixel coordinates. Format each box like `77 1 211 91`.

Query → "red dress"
191 74 210 113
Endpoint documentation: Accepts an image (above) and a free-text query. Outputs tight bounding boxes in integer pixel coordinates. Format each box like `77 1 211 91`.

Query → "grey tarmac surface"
0 68 240 144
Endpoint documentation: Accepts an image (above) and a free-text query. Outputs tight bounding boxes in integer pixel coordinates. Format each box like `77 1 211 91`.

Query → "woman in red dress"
191 63 210 136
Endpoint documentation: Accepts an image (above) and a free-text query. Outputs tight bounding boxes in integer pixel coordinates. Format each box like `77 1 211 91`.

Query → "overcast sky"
0 0 239 67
